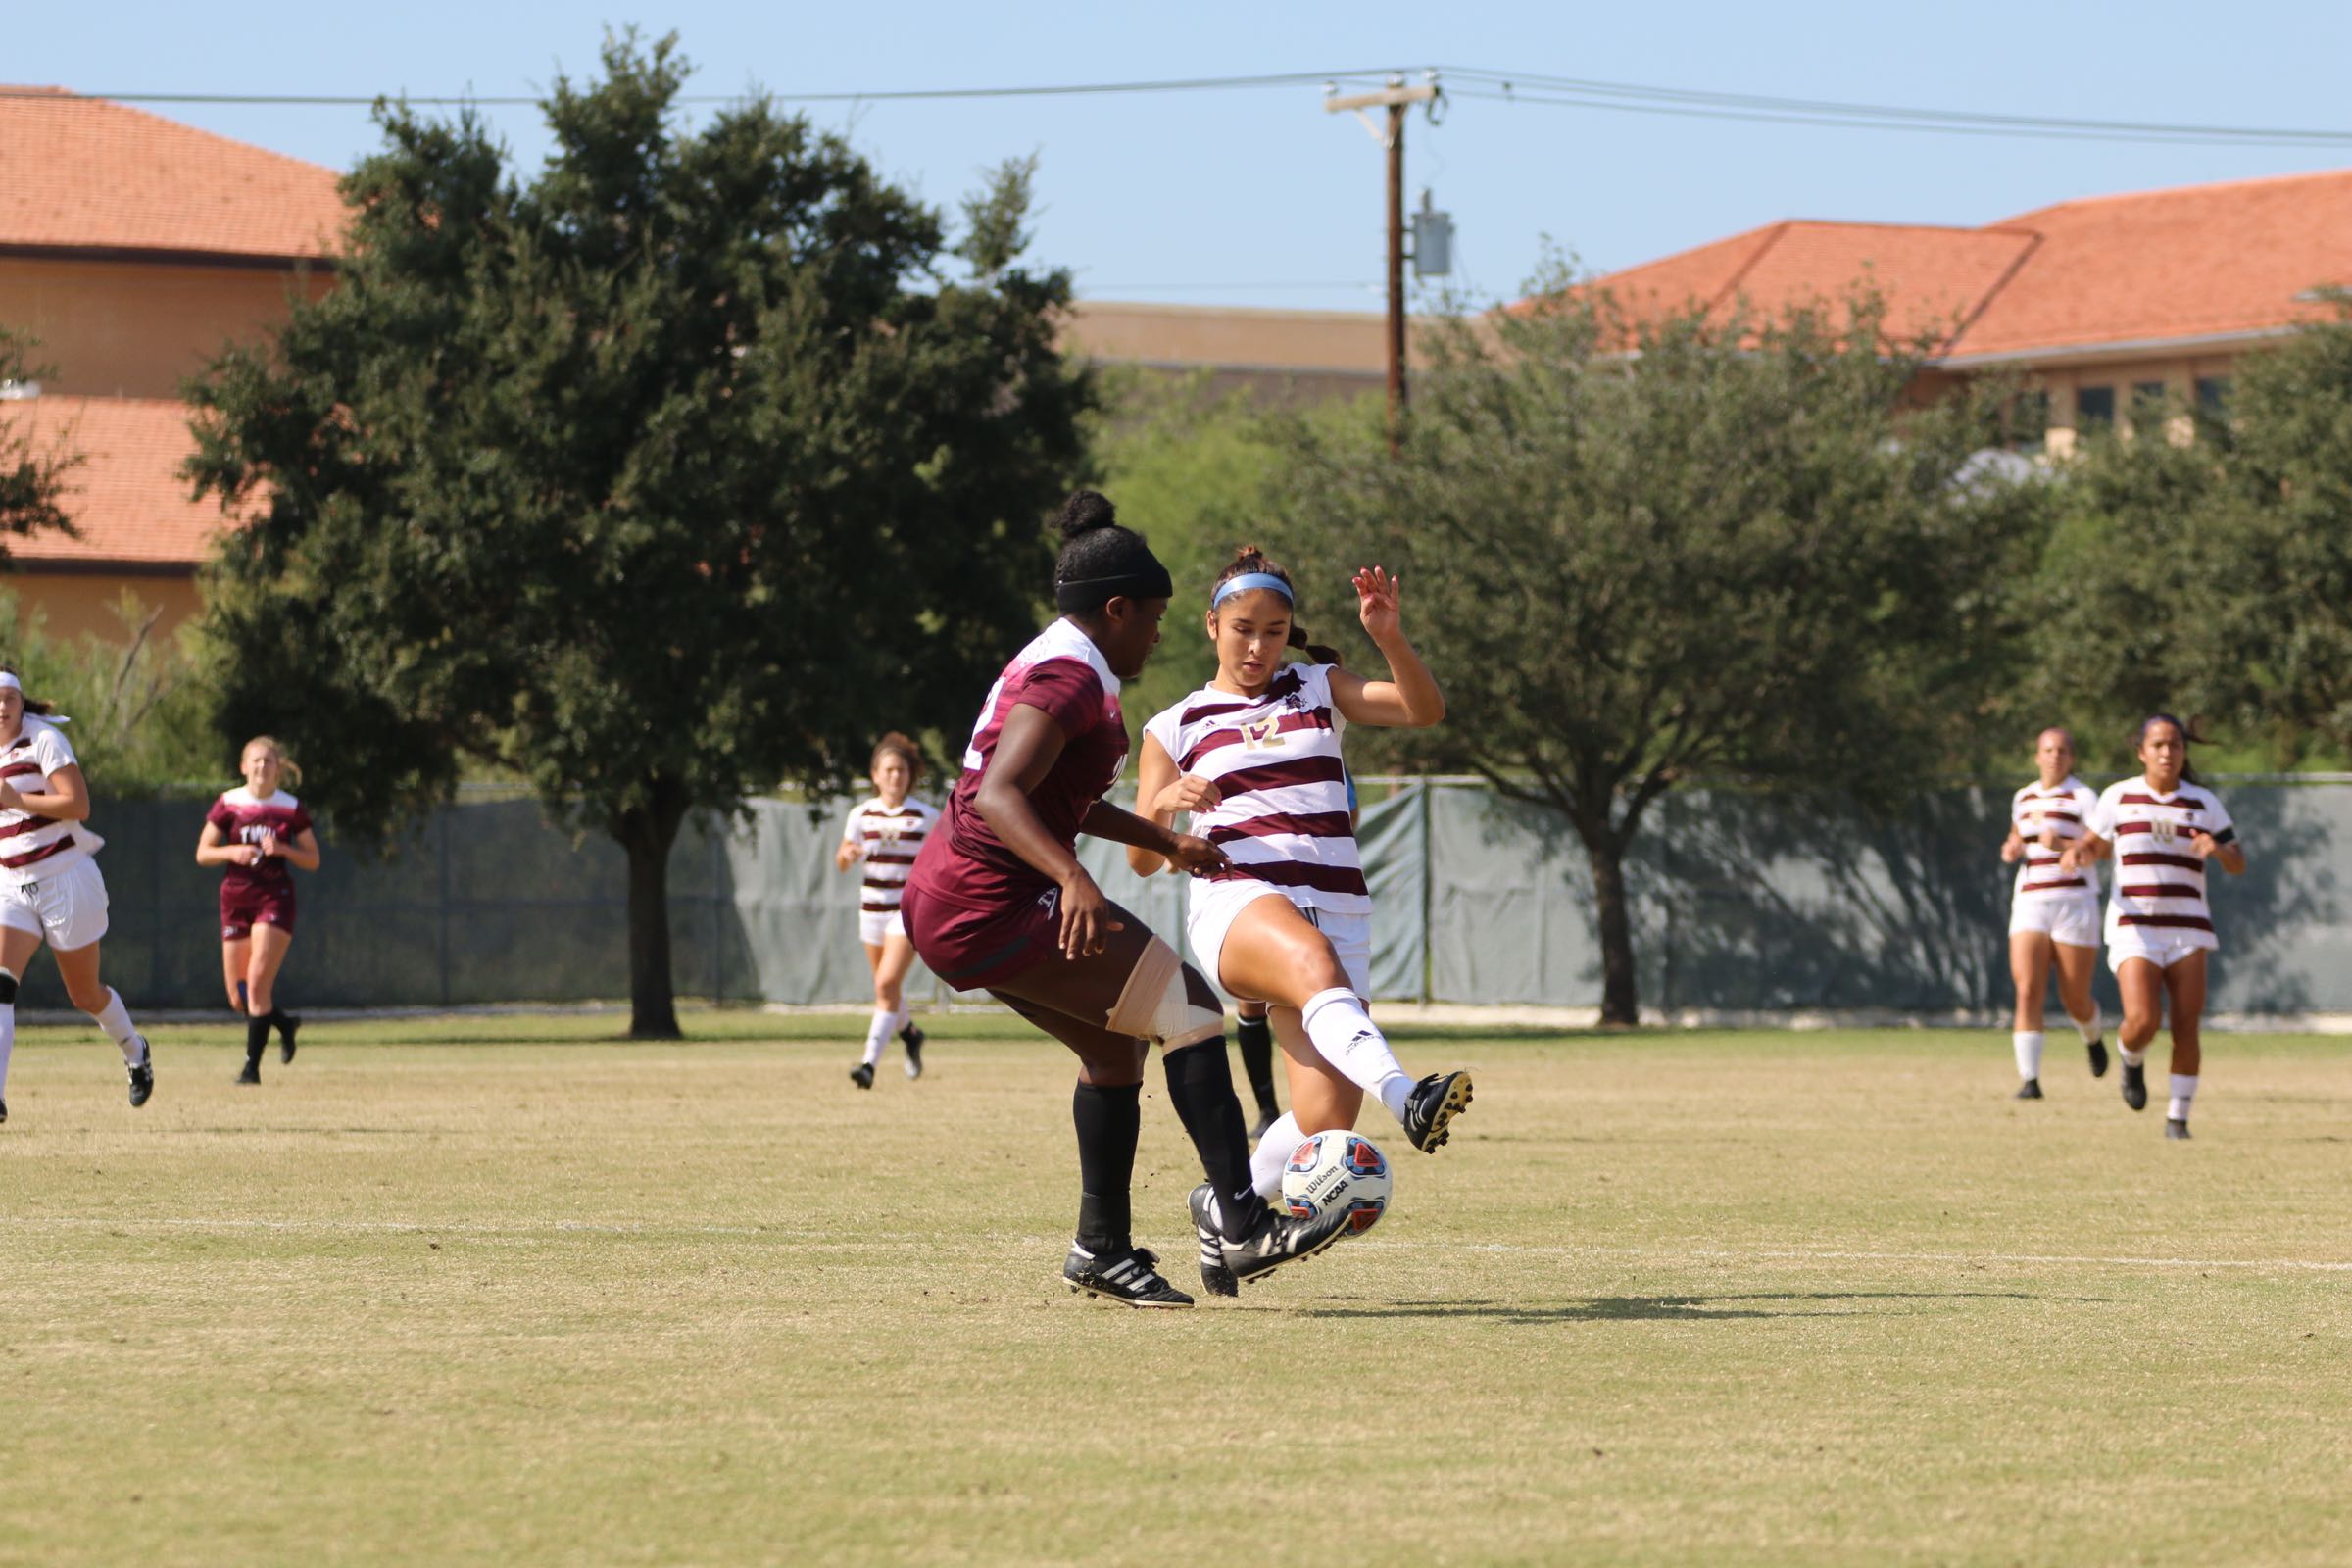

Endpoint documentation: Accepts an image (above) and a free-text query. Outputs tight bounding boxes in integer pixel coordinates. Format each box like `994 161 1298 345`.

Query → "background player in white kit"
2061 714 2244 1139
1998 726 2108 1099
0 669 154 1123
1131 548 1468 1295
834 733 938 1089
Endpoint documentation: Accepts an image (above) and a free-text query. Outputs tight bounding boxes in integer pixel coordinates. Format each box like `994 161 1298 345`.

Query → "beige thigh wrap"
1105 934 1225 1049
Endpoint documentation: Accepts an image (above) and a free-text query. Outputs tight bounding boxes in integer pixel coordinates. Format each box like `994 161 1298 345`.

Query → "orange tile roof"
1578 167 2352 364
4 395 224 568
0 86 345 262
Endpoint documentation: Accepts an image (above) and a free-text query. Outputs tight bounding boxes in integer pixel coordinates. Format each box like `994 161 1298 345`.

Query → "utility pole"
1326 73 1438 453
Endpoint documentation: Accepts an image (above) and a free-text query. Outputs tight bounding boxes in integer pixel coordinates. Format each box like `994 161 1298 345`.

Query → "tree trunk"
1586 835 1641 1027
614 783 690 1040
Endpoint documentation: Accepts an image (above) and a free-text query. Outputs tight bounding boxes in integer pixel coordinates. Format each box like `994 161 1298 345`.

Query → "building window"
2077 385 2116 427
2196 376 2230 415
2006 390 2050 452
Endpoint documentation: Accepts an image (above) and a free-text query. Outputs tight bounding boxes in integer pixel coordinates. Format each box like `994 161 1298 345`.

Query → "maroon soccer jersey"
910 618 1128 910
206 787 314 900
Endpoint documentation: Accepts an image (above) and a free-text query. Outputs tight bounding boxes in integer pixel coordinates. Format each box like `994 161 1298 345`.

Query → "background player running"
1131 548 1468 1296
899 493 1352 1308
197 736 321 1084
1999 726 2108 1099
2061 714 2245 1140
835 733 937 1088
0 669 155 1124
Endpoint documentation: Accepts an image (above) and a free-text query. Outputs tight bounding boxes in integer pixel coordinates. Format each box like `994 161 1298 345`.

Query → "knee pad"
1104 936 1224 1050
0 969 15 1004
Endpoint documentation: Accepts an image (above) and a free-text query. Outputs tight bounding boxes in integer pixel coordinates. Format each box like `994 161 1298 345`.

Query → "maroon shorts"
900 879 1060 992
220 885 297 941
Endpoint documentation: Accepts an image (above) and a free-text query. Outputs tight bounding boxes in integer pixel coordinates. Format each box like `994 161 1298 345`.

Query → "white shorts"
0 857 111 951
858 907 907 947
2108 925 2214 974
1187 879 1372 999
2009 893 2101 947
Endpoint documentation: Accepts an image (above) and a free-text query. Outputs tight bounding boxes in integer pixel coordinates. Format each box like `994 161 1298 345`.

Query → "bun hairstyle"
243 734 304 788
1052 491 1174 613
0 667 58 716
1211 546 1342 667
2133 712 2210 783
869 731 922 783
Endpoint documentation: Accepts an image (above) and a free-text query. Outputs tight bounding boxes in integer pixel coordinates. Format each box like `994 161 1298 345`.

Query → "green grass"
4 1013 2349 1566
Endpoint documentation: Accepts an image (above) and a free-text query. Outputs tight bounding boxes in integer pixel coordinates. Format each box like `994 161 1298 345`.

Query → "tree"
0 326 78 560
0 589 220 794
1272 279 2044 1024
186 32 1091 1036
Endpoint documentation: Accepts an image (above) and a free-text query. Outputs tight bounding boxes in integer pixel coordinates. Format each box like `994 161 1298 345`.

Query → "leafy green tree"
185 32 1091 1036
0 589 220 794
0 327 77 560
1273 280 2045 1024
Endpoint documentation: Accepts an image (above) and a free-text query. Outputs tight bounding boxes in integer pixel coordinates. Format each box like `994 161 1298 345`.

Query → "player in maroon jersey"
900 492 1353 1307
196 737 321 1083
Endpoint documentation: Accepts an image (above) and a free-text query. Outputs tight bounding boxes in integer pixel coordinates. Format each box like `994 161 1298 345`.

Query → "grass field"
3 1012 2348 1567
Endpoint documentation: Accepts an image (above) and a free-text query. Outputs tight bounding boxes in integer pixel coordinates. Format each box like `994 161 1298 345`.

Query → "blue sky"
19 2 2352 312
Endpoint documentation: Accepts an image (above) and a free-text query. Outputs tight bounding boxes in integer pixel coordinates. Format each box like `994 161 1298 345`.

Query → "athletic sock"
1249 1111 1302 1200
87 988 140 1063
234 979 249 1014
2120 1044 2148 1068
0 970 14 1101
245 1012 271 1066
2168 1074 2198 1122
1299 988 1413 1123
1161 1040 1259 1241
1235 1013 1279 1116
859 1009 892 1068
2073 1007 2102 1046
2012 1030 2045 1081
1071 1081 1141 1255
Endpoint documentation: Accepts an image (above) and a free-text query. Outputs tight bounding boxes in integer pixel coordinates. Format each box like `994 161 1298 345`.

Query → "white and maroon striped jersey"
1141 662 1367 915
2087 778 2237 946
842 796 939 915
0 714 101 885
2010 775 2100 902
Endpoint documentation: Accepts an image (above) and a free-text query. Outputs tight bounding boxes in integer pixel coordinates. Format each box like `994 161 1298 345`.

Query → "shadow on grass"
1297 1289 2102 1324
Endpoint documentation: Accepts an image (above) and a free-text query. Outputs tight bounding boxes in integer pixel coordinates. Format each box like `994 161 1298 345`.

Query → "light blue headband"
1212 572 1294 611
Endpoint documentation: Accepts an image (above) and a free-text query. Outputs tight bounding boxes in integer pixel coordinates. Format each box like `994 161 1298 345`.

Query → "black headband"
1054 562 1174 612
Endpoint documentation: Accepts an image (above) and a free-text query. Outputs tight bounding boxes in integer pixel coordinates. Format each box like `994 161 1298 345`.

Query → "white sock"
860 1009 893 1068
2120 1044 2147 1068
2012 1030 2045 1081
2169 1074 2198 1121
1249 1111 1302 1200
1299 988 1413 1123
86 988 140 1062
2073 1007 2102 1045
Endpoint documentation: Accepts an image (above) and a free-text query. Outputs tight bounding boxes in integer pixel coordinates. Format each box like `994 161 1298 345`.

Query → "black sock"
1235 1014 1279 1114
268 1006 295 1038
1072 1080 1141 1256
244 1012 270 1064
1162 1041 1258 1240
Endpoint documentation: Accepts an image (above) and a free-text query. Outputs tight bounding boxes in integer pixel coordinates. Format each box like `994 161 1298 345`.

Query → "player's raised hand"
2189 830 2221 860
1354 565 1402 643
1157 774 1223 815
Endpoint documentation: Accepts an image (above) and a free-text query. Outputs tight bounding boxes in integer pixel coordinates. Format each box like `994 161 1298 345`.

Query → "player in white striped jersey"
1998 727 2108 1099
2060 714 2245 1139
1132 548 1469 1293
834 733 939 1088
0 669 155 1124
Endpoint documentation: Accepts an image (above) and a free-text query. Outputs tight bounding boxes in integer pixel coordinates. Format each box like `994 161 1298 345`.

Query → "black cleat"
277 1012 301 1065
2121 1060 2148 1111
126 1039 155 1107
1401 1069 1474 1152
1186 1183 1241 1298
0 1096 7 1125
2166 1117 2192 1140
1062 1244 1193 1308
1218 1198 1351 1287
2015 1078 2043 1100
1249 1105 1280 1141
2086 1038 2109 1078
236 1059 261 1087
900 1023 924 1080
849 1061 875 1091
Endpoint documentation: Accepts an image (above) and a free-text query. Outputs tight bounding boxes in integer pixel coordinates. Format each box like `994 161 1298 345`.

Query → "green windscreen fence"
32 781 2349 1016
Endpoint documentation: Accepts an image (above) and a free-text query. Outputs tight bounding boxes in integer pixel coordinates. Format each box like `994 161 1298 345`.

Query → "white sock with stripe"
87 988 141 1064
860 1010 893 1068
1298 989 1413 1123
2169 1074 2198 1121
1249 1111 1302 1200
2012 1030 2044 1081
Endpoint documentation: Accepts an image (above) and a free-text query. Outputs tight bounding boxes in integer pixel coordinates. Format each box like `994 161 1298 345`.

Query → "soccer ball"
1281 1130 1392 1237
